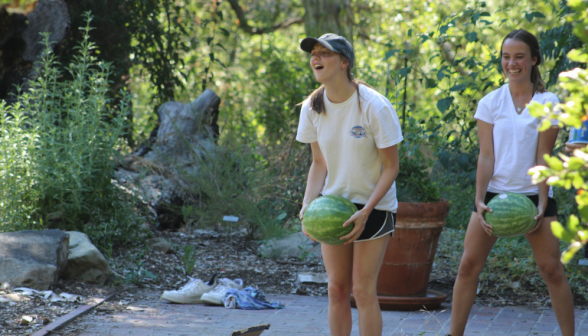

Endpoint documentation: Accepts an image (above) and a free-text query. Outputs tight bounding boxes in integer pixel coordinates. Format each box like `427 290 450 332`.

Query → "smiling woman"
448 29 576 336
296 33 403 336
309 45 343 82
299 33 368 115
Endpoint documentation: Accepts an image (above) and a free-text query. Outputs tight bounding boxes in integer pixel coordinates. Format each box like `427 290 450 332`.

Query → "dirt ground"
0 228 584 335
0 228 326 335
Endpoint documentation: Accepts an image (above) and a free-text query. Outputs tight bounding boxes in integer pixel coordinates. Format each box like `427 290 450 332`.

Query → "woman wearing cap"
447 29 575 336
296 33 403 336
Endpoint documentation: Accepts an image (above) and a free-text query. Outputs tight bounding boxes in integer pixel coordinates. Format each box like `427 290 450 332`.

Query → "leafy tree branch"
226 0 303 35
528 0 588 264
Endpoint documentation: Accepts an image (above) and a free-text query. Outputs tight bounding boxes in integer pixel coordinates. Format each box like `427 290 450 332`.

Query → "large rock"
113 168 184 230
22 0 70 64
62 231 110 285
259 232 322 260
118 90 221 231
150 89 220 161
0 0 70 102
147 238 172 254
0 230 69 290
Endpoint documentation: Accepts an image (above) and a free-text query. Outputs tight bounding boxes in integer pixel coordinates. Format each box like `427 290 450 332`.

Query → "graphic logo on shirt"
350 126 367 138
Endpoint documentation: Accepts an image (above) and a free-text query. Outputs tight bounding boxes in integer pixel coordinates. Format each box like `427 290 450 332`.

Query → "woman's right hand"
299 203 309 221
476 200 493 236
299 204 316 242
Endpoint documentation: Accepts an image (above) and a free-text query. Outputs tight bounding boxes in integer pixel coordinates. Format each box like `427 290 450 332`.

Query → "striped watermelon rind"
484 192 538 238
303 195 358 245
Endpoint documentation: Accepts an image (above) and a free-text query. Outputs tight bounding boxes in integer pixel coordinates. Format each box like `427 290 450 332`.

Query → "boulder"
138 175 176 205
259 232 322 260
113 167 183 230
119 90 221 231
0 0 70 102
147 238 172 254
22 0 70 64
0 230 69 290
142 89 220 165
62 231 110 285
156 89 220 154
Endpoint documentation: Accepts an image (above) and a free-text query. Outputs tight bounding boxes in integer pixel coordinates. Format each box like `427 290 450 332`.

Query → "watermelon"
303 195 358 245
484 192 538 238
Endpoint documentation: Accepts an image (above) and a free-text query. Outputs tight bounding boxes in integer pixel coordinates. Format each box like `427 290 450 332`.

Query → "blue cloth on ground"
223 287 284 310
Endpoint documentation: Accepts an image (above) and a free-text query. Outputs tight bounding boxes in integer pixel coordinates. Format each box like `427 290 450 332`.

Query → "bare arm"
300 142 328 209
299 143 328 242
361 145 399 214
340 145 400 244
475 119 495 235
527 125 559 234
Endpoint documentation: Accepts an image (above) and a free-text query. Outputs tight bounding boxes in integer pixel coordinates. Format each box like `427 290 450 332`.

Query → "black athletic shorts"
353 203 396 242
472 191 558 217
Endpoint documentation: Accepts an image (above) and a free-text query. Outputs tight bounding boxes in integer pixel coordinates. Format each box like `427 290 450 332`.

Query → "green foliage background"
124 0 581 226
528 0 588 263
0 15 144 249
1 0 588 294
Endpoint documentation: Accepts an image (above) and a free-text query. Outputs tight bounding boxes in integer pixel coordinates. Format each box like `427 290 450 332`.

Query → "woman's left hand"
340 210 370 245
526 203 546 236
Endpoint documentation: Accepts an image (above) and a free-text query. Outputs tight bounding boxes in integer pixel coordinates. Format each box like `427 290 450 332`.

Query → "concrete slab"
71 292 588 336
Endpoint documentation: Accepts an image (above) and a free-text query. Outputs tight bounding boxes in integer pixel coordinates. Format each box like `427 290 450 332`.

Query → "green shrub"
0 14 142 248
0 103 40 227
527 0 588 262
396 118 440 203
437 228 588 303
438 180 475 230
175 133 307 240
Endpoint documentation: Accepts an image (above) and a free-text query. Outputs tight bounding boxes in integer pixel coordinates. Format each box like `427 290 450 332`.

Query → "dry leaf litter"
2 227 585 336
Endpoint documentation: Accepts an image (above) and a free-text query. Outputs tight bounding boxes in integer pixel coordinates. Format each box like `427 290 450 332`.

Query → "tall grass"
0 14 142 248
175 133 309 239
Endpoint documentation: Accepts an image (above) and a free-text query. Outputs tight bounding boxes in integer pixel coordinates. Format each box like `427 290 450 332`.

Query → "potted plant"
352 118 450 311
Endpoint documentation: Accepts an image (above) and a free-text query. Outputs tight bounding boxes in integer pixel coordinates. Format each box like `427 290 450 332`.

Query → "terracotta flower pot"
351 199 450 311
377 199 450 297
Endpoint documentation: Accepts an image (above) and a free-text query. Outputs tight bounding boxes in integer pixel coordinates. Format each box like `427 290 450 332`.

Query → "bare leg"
322 242 354 336
352 234 390 336
526 216 575 336
449 212 498 336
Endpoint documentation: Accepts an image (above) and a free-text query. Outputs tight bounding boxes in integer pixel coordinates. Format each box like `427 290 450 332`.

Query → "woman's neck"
323 76 357 104
508 80 533 97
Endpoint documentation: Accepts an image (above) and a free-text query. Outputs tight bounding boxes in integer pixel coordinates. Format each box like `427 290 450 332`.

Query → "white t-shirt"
474 84 559 197
296 84 404 212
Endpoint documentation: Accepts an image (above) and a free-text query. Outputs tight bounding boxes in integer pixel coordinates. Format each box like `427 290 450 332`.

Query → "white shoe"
200 278 244 305
161 277 217 304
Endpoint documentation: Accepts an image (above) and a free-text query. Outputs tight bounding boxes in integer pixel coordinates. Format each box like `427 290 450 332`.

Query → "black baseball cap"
300 33 355 69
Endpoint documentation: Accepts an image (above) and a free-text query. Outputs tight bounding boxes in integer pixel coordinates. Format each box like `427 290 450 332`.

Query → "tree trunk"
0 0 69 103
302 0 354 44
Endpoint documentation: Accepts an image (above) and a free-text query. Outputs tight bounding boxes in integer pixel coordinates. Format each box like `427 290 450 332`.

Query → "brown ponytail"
530 65 546 93
501 29 547 93
305 56 372 115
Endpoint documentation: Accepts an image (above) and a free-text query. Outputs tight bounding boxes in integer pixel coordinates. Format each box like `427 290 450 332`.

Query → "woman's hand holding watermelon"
476 200 494 236
299 203 309 221
299 204 316 242
340 210 370 244
526 202 546 236
301 224 316 242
